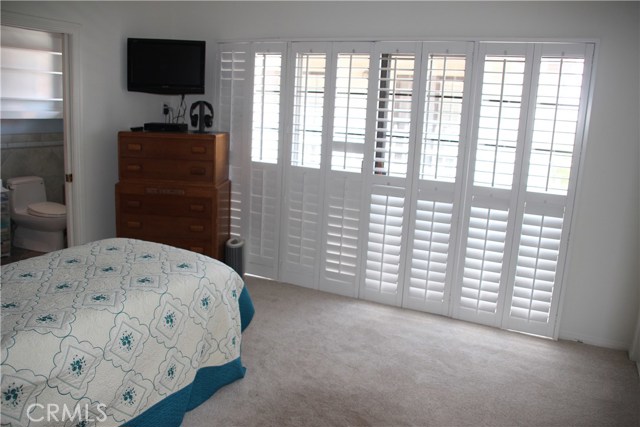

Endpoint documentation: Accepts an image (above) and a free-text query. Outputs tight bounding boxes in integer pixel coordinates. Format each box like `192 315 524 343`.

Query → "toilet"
6 176 67 252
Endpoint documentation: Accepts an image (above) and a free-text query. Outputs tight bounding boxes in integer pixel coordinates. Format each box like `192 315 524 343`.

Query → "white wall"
2 1 638 352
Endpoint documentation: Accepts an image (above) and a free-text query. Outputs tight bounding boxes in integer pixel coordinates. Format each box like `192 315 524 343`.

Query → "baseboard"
558 330 629 351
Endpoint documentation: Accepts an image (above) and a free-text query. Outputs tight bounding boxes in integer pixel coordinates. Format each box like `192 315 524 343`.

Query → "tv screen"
127 38 205 95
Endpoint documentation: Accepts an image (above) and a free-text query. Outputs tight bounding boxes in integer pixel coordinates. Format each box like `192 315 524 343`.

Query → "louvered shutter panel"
510 206 564 325
453 44 534 327
218 44 249 239
362 185 406 305
361 42 420 306
280 43 330 287
321 175 363 296
331 50 370 173
404 42 472 315
219 38 594 339
459 199 510 323
246 44 286 279
406 192 454 311
252 51 282 164
319 43 372 297
502 43 593 337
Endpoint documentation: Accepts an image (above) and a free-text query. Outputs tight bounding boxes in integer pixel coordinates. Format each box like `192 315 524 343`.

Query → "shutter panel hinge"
65 174 73 183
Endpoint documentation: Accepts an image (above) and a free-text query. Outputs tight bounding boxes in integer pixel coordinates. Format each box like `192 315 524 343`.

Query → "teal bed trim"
123 286 254 427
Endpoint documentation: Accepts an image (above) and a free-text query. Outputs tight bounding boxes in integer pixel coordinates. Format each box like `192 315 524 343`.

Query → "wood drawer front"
119 214 213 239
120 158 214 183
119 136 216 161
118 132 229 184
119 194 212 218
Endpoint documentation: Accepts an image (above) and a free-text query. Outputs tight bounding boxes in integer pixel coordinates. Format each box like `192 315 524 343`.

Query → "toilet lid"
27 202 66 218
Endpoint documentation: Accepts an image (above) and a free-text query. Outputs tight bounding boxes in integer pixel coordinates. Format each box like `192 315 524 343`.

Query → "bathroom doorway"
1 18 78 262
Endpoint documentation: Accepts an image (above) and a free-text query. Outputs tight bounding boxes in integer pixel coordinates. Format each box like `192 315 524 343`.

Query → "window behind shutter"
527 56 585 195
474 54 526 189
252 52 282 164
373 52 416 178
332 52 370 173
291 51 326 169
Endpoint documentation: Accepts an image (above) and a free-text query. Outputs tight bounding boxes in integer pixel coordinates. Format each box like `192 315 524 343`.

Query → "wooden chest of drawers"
115 131 230 260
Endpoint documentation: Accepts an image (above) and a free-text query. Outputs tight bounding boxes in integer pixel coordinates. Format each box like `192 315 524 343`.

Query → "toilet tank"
6 176 47 211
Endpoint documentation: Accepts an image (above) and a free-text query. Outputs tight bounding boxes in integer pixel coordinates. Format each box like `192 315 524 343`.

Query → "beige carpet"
184 276 640 427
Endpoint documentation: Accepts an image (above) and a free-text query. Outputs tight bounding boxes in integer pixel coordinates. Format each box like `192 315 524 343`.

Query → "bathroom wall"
0 119 65 204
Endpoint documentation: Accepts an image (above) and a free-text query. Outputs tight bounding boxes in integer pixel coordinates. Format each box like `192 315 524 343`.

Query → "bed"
1 238 254 427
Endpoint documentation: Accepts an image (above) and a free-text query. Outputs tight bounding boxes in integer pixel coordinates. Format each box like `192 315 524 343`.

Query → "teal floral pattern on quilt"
1 238 245 426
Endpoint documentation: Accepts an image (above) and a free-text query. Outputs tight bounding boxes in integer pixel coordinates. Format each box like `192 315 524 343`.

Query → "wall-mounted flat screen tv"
127 38 205 95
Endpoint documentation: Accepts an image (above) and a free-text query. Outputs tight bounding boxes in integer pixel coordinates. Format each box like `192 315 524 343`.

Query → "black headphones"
190 100 214 133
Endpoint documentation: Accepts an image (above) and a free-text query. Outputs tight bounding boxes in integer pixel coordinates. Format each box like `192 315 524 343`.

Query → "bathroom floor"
1 246 44 266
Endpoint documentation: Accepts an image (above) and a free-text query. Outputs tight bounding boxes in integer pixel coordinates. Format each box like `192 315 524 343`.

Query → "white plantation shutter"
362 186 406 305
406 192 454 311
373 47 418 178
291 47 327 169
247 163 280 278
319 43 372 297
459 200 510 324
509 205 564 325
332 51 370 173
216 39 595 340
473 53 527 189
252 51 282 164
361 43 421 306
404 42 472 315
526 53 585 195
454 43 534 326
246 43 286 278
502 43 593 336
281 166 322 287
321 175 363 296
280 43 330 287
419 50 469 182
218 44 249 238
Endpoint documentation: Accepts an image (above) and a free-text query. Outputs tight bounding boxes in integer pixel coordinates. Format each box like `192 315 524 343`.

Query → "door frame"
1 11 84 246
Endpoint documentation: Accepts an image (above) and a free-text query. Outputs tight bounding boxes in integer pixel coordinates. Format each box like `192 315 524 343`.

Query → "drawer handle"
191 146 206 154
126 200 141 208
190 167 206 176
127 143 142 152
189 204 205 212
127 164 142 172
189 225 205 232
126 220 141 229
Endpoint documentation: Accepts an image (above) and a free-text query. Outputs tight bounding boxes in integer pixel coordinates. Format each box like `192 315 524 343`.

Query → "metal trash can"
225 237 245 277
